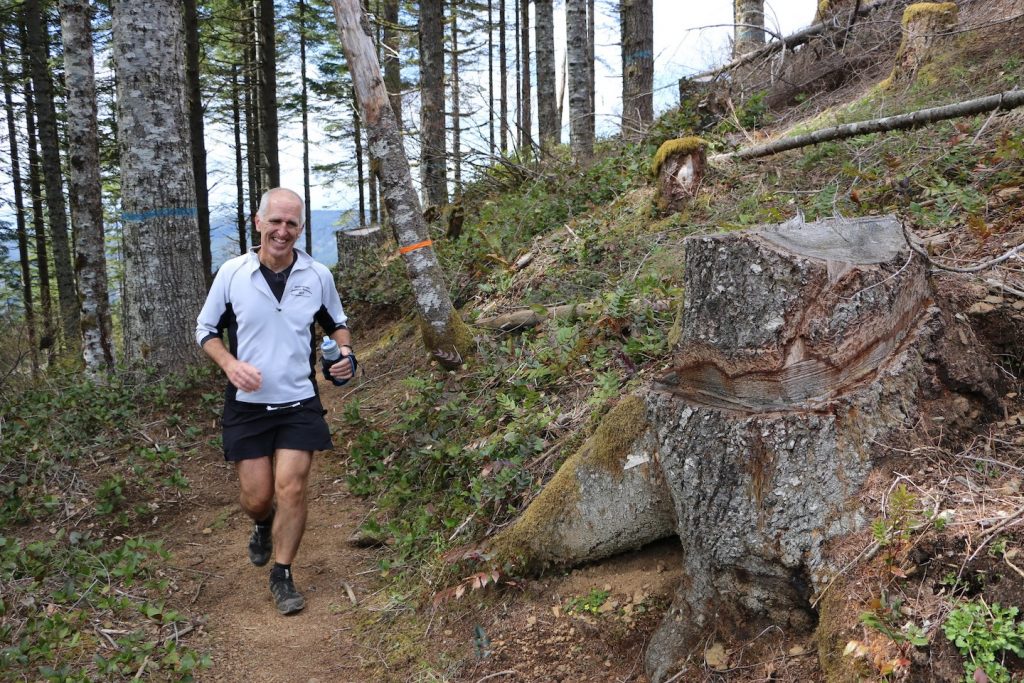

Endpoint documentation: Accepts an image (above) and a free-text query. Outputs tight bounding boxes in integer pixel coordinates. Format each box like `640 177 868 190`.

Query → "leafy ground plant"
942 598 1024 683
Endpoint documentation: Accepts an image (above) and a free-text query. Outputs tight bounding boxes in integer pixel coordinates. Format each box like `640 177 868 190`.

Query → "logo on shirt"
289 285 312 298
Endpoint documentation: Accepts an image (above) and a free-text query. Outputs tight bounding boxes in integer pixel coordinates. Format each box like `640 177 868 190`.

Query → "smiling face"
254 190 304 270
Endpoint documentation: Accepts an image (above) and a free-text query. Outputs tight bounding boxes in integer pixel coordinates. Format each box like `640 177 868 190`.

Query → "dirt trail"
165 369 687 682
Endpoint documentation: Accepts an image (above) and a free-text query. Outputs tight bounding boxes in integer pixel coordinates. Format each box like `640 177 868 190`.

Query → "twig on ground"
475 671 518 682
901 219 1024 273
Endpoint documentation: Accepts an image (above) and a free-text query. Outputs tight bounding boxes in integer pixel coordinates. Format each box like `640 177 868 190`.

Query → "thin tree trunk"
499 0 508 153
488 0 495 155
24 0 80 349
0 30 38 371
257 0 280 190
60 0 115 373
535 0 558 150
112 0 208 372
520 0 532 154
243 4 260 247
184 0 212 285
620 0 653 137
353 86 367 230
733 0 765 55
716 89 1024 162
331 0 469 369
232 64 247 254
451 0 462 197
587 0 595 119
567 0 593 160
382 0 403 128
514 0 520 151
20 26 54 354
298 0 313 254
419 0 447 208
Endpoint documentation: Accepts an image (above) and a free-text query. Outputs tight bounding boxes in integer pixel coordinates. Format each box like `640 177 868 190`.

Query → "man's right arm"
201 337 262 393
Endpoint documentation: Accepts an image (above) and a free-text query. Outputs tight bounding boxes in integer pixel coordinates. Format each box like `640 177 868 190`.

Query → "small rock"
201 527 212 535
705 642 728 670
788 645 806 656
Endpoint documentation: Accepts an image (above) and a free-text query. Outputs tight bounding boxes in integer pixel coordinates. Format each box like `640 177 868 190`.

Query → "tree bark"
112 0 208 372
20 20 54 354
499 0 508 153
451 0 462 197
24 0 80 349
231 64 247 254
298 0 314 254
419 0 447 209
0 31 38 371
566 0 593 161
184 0 212 285
620 0 653 137
331 0 470 369
519 0 532 154
382 0 403 129
534 0 558 150
733 0 765 55
243 3 260 246
715 89 1024 163
488 0 496 154
59 0 115 374
256 0 280 191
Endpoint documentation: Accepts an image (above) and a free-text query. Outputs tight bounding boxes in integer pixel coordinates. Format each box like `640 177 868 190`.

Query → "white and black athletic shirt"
196 248 348 405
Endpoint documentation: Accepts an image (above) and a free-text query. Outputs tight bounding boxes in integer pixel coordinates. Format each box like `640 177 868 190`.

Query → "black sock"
270 563 291 581
256 507 275 529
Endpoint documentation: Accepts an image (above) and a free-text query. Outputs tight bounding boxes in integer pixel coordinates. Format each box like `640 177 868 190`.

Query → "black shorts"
221 395 333 462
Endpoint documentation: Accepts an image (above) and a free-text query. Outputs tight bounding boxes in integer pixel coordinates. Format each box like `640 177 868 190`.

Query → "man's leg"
267 448 312 615
270 448 312 564
236 456 275 566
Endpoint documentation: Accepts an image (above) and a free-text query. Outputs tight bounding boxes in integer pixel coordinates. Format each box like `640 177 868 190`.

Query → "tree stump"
888 2 959 86
653 137 708 214
336 225 386 284
489 215 1001 683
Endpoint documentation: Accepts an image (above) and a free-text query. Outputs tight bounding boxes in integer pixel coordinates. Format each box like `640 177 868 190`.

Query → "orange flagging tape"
398 239 433 255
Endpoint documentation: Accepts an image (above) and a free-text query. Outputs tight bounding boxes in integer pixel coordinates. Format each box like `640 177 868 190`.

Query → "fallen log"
712 88 1024 163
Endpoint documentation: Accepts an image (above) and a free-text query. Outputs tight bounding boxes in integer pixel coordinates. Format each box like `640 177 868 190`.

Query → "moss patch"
488 395 649 571
417 310 476 367
652 136 707 177
901 2 958 28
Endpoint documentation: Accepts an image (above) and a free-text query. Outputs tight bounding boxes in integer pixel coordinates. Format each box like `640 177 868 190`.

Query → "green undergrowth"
0 367 219 680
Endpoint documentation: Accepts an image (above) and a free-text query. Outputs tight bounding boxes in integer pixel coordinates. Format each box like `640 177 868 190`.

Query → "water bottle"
320 336 348 386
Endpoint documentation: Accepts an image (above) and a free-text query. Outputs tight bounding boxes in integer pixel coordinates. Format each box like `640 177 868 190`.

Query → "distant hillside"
210 208 358 268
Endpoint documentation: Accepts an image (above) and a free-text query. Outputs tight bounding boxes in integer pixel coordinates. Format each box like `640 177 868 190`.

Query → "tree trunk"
587 0 595 117
488 215 1003 683
0 31 38 371
382 0 403 129
519 0 532 154
330 0 470 369
256 0 280 191
534 0 558 150
231 64 247 254
184 0 212 285
353 86 367 229
714 88 1024 163
24 0 80 349
566 0 593 160
488 0 495 154
889 1 959 86
419 0 447 209
112 0 208 372
733 0 765 55
450 0 462 197
20 21 54 354
59 0 115 374
499 0 508 154
243 4 260 246
620 0 653 137
298 0 314 254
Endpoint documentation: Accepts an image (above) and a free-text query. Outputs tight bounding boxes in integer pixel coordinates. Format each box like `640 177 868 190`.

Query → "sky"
267 0 819 212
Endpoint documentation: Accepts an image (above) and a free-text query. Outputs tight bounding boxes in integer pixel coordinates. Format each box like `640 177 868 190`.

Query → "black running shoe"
270 571 305 615
247 512 273 567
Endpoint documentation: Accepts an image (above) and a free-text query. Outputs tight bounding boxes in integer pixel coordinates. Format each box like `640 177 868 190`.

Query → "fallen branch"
689 0 902 81
713 88 1024 163
475 302 600 332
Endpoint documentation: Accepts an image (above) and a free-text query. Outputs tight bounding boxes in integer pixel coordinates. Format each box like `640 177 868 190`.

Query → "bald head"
256 188 306 227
